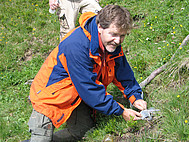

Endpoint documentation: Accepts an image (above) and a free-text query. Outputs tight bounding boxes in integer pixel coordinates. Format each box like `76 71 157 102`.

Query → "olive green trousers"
28 101 94 142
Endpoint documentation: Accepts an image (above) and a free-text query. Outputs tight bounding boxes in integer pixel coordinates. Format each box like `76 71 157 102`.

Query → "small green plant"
126 116 138 130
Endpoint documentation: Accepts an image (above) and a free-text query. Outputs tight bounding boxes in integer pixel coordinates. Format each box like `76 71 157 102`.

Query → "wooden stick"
139 35 189 88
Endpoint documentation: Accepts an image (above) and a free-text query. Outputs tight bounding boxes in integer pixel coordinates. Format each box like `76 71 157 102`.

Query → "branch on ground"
140 34 189 88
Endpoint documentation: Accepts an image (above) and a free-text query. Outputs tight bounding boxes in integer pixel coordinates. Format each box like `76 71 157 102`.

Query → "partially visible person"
49 0 102 40
23 5 147 142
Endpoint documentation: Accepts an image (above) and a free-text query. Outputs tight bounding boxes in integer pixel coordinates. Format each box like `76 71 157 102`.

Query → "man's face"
98 23 128 52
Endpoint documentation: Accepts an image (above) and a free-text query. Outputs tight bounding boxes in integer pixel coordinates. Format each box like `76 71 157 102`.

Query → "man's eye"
111 33 117 37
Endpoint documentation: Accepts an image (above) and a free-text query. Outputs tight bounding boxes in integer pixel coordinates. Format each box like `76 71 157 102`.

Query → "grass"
0 0 189 141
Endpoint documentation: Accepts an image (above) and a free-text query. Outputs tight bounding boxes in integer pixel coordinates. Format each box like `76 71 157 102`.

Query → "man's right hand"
49 0 59 10
122 108 142 121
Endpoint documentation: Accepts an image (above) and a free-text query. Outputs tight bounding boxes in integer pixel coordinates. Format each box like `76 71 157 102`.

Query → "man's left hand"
133 99 147 111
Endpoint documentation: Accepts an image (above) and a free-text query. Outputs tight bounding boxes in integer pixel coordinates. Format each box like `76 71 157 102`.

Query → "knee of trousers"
71 122 94 139
29 126 54 142
30 128 53 137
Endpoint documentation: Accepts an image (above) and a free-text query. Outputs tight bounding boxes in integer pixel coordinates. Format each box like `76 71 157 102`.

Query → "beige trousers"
57 0 101 39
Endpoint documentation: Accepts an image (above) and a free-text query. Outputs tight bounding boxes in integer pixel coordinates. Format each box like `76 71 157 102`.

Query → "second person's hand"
49 0 59 10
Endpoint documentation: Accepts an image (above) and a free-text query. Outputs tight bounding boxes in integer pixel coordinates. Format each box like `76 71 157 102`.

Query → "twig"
140 34 189 88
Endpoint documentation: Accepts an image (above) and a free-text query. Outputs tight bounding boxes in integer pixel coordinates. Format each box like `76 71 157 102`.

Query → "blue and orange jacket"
30 12 143 128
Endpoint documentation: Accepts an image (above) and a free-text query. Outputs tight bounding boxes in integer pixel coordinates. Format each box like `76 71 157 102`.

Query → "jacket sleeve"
113 55 143 104
61 40 124 116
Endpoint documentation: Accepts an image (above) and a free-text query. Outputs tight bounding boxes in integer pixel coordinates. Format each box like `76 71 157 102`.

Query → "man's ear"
97 24 103 34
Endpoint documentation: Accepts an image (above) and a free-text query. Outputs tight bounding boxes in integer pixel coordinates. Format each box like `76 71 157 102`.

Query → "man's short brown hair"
96 5 133 30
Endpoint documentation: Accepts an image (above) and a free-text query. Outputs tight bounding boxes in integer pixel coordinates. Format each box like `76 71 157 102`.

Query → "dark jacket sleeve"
114 55 143 103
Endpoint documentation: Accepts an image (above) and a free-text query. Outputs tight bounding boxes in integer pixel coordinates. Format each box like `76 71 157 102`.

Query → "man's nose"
114 36 121 44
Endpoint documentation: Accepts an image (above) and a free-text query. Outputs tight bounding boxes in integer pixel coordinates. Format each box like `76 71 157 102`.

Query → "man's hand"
49 0 59 10
133 99 147 111
122 108 142 121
